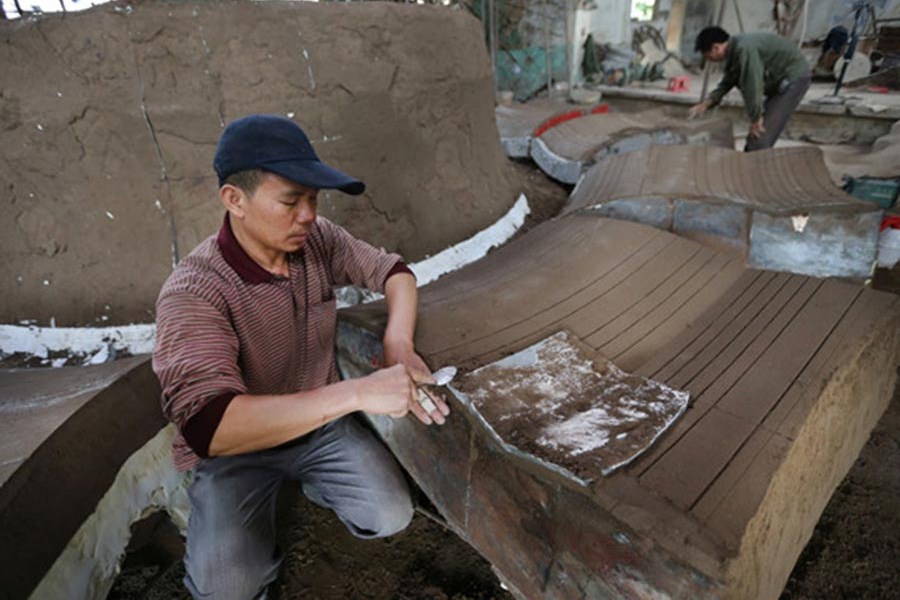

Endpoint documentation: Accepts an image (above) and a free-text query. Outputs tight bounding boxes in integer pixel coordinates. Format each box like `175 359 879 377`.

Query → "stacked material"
494 99 609 158
531 108 734 184
567 145 883 278
338 213 900 600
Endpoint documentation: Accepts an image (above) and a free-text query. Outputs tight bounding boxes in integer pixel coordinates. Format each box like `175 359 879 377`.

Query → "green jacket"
707 32 810 121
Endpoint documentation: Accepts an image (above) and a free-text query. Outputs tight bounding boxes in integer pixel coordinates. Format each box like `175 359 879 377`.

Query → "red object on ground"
532 103 611 138
881 216 900 231
867 86 890 94
667 76 690 93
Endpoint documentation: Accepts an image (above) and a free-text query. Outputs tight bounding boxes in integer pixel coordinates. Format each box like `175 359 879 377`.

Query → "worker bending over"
689 26 811 151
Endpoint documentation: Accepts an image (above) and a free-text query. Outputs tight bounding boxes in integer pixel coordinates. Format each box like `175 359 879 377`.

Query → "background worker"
688 26 812 151
152 114 450 600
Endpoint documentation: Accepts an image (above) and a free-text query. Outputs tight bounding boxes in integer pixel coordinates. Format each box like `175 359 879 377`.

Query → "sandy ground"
106 168 900 600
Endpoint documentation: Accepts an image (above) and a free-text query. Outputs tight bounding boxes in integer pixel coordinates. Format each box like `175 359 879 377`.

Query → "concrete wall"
572 0 631 83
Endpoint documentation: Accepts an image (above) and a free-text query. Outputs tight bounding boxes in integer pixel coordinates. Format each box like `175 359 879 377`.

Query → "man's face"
236 172 319 254
703 41 728 62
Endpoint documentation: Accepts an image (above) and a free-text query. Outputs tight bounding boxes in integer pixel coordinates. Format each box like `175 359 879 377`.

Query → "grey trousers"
183 415 414 600
745 70 812 151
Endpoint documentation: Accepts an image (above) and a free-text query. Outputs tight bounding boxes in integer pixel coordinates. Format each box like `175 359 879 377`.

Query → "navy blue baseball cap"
213 114 365 195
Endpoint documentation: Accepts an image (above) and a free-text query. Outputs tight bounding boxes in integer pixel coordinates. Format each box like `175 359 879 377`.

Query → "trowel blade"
432 366 457 387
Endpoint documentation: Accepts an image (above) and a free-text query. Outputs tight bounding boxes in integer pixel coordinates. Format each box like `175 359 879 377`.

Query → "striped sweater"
152 214 405 471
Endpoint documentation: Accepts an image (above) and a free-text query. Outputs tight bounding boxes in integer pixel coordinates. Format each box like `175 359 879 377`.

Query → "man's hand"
383 338 450 425
688 100 712 120
356 364 419 419
749 117 766 139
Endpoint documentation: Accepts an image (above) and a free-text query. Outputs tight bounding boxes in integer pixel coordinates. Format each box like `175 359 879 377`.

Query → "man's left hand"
383 340 451 425
749 117 766 139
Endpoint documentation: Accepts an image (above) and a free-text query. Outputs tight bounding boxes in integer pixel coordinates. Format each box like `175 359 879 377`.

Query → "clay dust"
457 331 690 479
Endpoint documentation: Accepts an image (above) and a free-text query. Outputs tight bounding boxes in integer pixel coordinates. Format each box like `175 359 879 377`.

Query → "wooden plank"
603 252 735 365
461 230 677 365
418 216 573 307
638 280 856 509
666 274 803 393
616 259 744 377
420 217 671 362
566 240 703 344
766 290 899 439
713 279 861 425
632 269 766 379
692 428 791 547
637 407 754 510
585 246 717 349
632 278 820 481
693 292 892 541
689 291 887 541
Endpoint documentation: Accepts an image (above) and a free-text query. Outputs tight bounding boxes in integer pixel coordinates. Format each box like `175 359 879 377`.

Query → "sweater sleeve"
707 67 736 108
316 217 408 293
737 46 765 121
152 291 248 453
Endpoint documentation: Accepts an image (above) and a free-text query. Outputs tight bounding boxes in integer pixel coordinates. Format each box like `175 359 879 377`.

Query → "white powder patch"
461 331 690 478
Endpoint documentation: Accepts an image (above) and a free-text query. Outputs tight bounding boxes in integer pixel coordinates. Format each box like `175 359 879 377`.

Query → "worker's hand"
688 100 711 120
357 364 418 419
383 339 450 425
749 117 766 139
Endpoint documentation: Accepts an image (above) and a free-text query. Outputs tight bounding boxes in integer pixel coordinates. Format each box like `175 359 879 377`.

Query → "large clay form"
567 145 882 279
337 213 900 599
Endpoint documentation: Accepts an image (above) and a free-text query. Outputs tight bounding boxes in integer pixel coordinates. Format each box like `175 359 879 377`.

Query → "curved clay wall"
0 1 520 325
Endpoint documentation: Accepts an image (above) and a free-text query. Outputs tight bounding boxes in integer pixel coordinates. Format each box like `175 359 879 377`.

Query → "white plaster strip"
0 323 157 360
4 195 530 354
30 425 191 600
336 194 531 308
410 194 530 286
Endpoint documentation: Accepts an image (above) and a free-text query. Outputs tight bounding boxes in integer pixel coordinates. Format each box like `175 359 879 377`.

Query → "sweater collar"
216 213 276 284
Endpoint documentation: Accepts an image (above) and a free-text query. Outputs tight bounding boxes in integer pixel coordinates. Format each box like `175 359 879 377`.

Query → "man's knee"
375 490 415 537
348 487 414 539
184 540 280 599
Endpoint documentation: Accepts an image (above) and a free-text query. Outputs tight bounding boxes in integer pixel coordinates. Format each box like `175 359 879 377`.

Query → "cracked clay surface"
0 1 521 325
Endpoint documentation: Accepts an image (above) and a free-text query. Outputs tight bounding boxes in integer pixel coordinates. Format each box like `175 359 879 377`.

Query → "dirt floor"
107 168 900 599
108 375 900 600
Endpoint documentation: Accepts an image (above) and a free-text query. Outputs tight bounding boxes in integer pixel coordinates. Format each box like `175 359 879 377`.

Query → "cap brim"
263 159 365 195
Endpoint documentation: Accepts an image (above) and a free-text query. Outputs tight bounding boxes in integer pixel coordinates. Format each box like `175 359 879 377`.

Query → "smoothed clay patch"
457 331 689 479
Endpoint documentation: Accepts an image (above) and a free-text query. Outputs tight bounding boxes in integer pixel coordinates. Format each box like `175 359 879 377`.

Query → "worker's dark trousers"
745 70 812 151
182 415 414 600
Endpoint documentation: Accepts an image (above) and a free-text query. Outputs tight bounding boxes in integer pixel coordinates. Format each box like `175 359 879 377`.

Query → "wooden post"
544 0 553 96
565 0 573 95
666 0 686 52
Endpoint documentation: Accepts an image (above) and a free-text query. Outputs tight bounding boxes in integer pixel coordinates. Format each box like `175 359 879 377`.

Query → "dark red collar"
216 214 275 284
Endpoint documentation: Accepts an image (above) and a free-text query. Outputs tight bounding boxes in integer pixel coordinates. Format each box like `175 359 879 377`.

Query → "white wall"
572 0 632 84
684 0 900 60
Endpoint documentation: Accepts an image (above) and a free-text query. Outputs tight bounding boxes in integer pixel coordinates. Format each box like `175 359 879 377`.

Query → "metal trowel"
417 366 457 413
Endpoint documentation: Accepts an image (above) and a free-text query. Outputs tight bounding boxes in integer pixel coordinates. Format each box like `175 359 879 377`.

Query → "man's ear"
220 184 247 219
